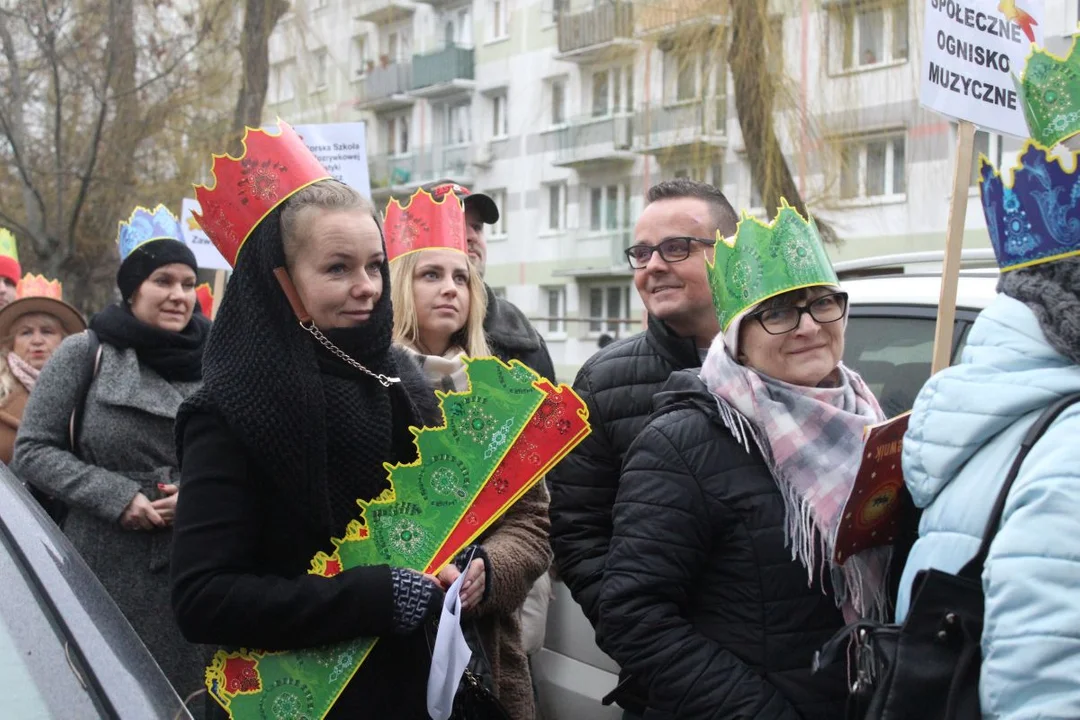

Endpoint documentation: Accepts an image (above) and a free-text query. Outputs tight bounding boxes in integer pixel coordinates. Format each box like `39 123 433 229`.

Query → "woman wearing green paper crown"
598 201 888 720
387 187 552 720
170 125 449 719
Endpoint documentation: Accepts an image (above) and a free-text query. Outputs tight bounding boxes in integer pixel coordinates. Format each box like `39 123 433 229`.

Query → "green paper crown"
1016 37 1080 148
708 201 838 332
0 228 18 261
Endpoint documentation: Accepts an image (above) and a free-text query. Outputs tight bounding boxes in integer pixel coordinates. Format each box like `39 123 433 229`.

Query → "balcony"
355 62 414 112
635 0 725 37
353 0 419 25
551 114 637 169
634 99 727 157
556 2 637 63
410 45 475 99
367 145 475 199
554 228 634 277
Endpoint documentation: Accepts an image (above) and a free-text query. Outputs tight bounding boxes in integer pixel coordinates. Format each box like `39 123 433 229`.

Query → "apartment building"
264 0 1078 377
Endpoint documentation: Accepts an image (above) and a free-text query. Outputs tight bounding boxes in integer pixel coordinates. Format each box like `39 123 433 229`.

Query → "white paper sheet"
427 571 472 720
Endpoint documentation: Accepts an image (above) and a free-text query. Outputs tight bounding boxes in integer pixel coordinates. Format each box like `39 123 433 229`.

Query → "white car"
535 250 1000 720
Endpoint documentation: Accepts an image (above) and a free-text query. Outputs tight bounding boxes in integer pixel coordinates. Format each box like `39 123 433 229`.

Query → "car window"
0 533 101 719
845 316 936 418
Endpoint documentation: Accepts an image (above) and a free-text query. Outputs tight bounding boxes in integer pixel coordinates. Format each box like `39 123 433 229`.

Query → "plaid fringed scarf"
698 334 891 621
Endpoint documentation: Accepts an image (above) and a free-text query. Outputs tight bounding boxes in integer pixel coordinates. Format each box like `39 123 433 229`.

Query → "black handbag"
447 621 511 720
814 391 1080 720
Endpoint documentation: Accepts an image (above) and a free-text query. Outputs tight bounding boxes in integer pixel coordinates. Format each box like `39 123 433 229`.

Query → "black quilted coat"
597 369 849 720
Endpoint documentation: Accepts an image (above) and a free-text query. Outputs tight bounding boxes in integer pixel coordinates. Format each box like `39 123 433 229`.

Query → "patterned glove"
390 568 442 634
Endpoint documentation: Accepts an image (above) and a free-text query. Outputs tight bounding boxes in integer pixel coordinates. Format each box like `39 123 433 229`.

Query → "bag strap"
959 391 1080 579
68 329 102 454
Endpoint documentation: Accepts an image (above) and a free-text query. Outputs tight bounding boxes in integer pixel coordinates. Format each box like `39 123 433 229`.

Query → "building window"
590 65 633 117
312 49 328 90
385 114 410 156
664 52 696 102
592 71 609 117
836 1 908 71
490 0 509 40
444 102 472 146
269 61 295 104
549 77 567 126
971 129 1003 186
487 188 507 236
385 29 411 63
544 286 566 333
351 35 368 80
838 133 906 200
546 182 567 231
491 93 508 138
588 184 630 231
586 284 632 335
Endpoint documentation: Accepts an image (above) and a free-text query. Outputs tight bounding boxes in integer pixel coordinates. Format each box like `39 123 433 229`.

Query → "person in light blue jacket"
897 142 1080 719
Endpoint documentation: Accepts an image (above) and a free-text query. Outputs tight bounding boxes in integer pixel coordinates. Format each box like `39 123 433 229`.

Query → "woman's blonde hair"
391 251 490 357
279 180 376 268
0 312 68 406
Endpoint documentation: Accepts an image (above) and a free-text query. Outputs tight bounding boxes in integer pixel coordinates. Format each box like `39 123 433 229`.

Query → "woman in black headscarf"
13 227 210 708
170 177 447 719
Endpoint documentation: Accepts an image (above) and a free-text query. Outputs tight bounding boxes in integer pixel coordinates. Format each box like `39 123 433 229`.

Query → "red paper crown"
193 120 331 267
16 273 63 300
384 188 467 262
195 283 214 319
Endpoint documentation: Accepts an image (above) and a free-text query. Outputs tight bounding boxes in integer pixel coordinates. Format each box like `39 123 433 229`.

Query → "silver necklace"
300 320 401 387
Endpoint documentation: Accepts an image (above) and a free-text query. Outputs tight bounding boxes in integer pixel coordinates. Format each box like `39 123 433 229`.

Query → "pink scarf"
8 352 40 392
698 335 890 621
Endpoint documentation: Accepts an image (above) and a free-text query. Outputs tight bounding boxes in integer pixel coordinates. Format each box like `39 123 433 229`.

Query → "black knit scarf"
177 205 434 541
90 303 209 382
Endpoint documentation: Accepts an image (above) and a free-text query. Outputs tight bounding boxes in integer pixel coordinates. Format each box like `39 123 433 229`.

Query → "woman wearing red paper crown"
388 188 552 719
599 202 886 719
170 122 448 719
12 205 211 710
0 274 86 466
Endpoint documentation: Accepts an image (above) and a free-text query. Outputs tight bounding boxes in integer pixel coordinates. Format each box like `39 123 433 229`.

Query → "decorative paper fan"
205 358 590 720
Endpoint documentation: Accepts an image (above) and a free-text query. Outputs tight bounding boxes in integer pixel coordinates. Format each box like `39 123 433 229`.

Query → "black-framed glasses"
624 237 715 269
746 292 849 335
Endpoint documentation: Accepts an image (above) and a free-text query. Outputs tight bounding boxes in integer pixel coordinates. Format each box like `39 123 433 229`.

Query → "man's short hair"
645 178 738 237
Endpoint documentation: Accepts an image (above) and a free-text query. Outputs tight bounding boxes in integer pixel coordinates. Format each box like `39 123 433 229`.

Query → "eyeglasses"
746 292 849 335
624 237 715 269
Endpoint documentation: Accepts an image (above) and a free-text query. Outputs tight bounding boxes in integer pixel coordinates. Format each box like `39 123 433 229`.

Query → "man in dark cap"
422 180 555 382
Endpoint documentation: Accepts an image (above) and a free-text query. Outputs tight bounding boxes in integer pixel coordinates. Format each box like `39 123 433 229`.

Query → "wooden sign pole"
930 120 977 375
211 269 226 321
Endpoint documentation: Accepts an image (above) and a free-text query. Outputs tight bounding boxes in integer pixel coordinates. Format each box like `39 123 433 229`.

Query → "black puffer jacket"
548 316 699 629
483 286 555 382
598 369 848 720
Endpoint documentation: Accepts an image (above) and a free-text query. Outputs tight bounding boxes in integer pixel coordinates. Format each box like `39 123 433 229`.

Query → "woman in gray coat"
12 210 211 711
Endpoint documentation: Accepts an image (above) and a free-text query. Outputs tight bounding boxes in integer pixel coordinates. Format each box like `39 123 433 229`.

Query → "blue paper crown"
116 204 183 262
979 142 1080 272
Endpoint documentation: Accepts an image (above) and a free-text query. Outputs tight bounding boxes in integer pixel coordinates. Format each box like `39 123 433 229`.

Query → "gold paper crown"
16 274 63 301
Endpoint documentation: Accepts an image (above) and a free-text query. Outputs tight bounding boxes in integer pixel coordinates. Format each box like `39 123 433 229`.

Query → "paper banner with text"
920 0 1044 137
292 122 371 198
180 197 232 271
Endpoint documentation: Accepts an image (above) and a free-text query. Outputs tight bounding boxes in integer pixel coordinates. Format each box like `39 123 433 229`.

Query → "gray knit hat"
998 256 1080 364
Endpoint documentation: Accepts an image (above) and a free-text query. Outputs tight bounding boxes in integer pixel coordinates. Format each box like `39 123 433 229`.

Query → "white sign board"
179 197 232 271
292 122 371 198
920 0 1044 137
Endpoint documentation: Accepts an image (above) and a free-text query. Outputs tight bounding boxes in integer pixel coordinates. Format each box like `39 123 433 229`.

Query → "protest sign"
292 122 371 198
180 197 231 272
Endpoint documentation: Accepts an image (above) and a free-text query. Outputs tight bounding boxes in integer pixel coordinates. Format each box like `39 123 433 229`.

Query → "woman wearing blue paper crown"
388 187 551 720
170 123 456 719
598 201 888 720
894 140 1080 718
13 204 211 712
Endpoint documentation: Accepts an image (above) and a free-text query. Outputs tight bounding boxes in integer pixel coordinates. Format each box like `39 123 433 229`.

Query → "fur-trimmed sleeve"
474 481 552 617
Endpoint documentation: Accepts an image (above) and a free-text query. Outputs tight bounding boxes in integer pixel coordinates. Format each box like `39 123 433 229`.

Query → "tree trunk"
727 0 837 243
232 0 289 147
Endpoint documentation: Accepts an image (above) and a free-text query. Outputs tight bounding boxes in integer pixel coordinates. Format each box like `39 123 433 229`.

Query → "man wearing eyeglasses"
549 178 738 718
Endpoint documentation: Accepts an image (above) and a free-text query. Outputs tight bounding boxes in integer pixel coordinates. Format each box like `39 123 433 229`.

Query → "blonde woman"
0 275 86 465
388 189 552 720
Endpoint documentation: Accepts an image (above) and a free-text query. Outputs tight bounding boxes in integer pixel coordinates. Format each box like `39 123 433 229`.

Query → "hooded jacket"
897 294 1080 719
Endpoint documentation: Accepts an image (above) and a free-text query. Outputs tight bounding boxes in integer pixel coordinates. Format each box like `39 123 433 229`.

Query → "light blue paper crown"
979 141 1080 272
116 204 183 262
